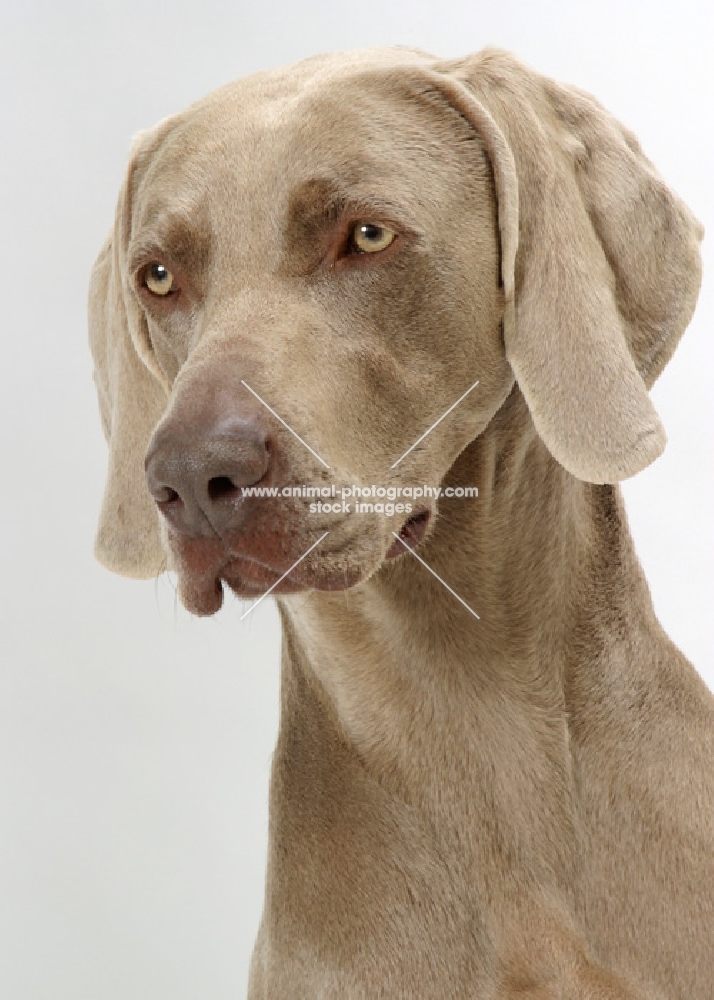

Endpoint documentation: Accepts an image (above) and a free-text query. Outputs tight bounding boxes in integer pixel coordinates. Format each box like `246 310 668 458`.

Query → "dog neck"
276 386 656 818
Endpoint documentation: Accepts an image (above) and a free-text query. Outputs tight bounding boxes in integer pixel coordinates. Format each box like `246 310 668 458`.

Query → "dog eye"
350 223 396 254
143 262 177 296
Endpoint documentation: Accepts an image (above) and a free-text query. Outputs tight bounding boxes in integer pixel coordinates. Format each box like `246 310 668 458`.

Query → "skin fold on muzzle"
89 46 712 1000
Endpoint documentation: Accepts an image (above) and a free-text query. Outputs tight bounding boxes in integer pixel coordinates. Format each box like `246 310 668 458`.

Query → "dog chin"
175 554 367 617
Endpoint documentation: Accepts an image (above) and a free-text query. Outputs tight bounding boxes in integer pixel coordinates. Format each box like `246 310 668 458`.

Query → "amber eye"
350 223 397 254
143 262 176 296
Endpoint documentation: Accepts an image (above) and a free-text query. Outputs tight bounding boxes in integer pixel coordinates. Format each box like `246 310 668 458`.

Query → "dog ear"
425 51 703 483
89 136 170 577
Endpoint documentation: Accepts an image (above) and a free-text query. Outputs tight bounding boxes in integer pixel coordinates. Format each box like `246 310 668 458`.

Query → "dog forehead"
206 43 435 113
140 47 441 189
132 49 458 249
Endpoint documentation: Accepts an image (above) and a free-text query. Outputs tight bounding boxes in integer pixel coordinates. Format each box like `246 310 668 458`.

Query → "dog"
89 47 713 998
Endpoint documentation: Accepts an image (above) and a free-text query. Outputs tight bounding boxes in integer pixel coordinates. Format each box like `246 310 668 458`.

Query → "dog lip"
220 552 293 586
223 548 282 575
177 573 225 617
385 508 432 559
219 552 362 596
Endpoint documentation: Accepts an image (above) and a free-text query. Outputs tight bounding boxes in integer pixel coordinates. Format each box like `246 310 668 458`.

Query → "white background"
0 2 711 998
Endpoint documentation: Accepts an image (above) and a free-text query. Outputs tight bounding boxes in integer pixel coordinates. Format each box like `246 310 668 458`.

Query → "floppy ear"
89 141 170 577
425 51 703 483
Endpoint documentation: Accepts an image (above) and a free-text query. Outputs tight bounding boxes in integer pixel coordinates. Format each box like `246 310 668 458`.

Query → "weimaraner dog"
90 47 712 999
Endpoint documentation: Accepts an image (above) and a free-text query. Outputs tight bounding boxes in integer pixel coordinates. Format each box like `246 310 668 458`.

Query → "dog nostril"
154 486 180 504
207 476 239 502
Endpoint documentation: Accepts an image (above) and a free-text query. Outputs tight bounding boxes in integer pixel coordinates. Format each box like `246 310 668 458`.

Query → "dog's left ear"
89 132 170 578
424 51 703 483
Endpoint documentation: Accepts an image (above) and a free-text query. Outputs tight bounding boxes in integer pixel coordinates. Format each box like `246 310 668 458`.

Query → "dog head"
89 48 702 614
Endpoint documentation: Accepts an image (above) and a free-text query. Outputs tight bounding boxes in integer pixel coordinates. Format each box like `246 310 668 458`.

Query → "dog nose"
145 413 271 537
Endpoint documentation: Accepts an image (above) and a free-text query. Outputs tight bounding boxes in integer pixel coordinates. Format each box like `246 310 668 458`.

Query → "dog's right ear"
89 135 169 578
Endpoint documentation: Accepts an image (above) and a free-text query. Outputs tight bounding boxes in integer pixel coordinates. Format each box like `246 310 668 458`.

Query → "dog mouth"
173 508 432 616
385 508 431 558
